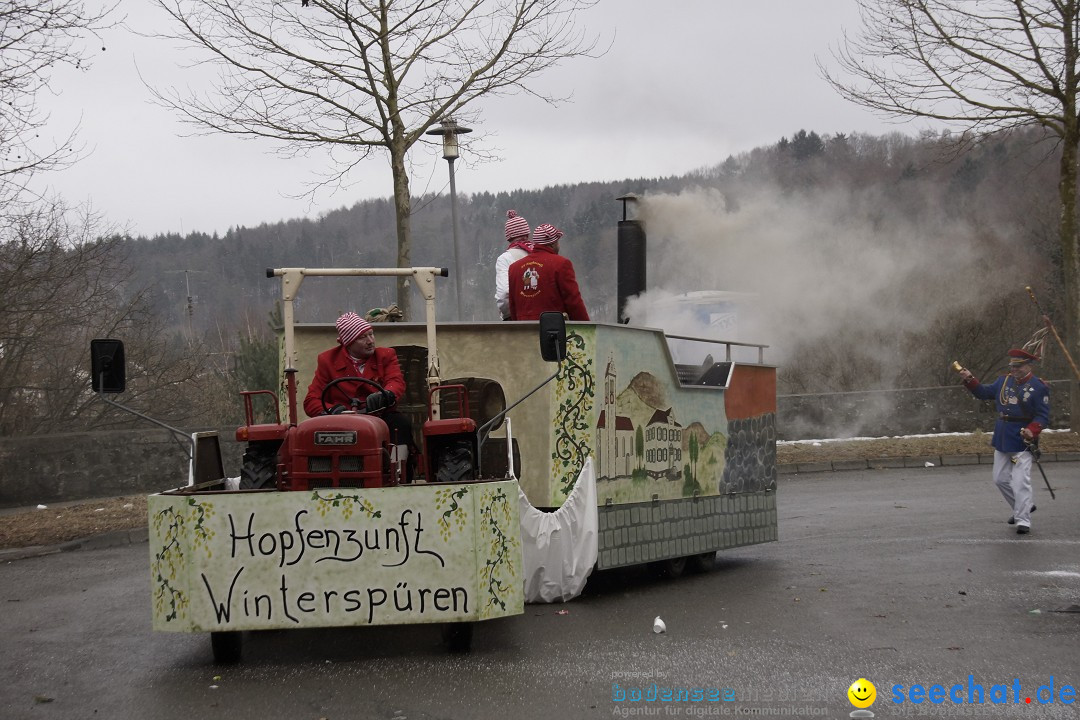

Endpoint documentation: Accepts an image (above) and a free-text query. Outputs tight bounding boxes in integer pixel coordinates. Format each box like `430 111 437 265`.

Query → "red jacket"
303 345 407 418
508 246 590 321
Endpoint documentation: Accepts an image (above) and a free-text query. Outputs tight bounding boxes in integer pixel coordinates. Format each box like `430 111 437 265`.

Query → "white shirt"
494 246 529 320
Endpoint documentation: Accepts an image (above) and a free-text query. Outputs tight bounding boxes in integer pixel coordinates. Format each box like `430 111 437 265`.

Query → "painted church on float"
595 354 683 482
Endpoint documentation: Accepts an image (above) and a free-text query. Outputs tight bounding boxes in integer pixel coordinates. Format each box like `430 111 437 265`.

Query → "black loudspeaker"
539 312 566 362
90 339 126 393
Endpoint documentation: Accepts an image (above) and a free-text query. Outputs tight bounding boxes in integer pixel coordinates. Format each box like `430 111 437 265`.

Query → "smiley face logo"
848 678 876 708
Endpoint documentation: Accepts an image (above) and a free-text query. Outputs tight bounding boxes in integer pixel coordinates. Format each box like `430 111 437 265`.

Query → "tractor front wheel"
442 622 474 653
211 631 242 664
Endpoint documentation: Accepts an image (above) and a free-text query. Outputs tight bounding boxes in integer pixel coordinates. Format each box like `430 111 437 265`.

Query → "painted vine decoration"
187 497 216 558
312 491 380 521
151 505 188 622
552 330 594 497
479 486 519 617
434 486 470 541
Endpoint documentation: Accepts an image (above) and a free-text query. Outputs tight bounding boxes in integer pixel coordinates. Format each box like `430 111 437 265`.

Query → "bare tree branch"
149 0 600 316
821 0 1080 423
0 0 117 208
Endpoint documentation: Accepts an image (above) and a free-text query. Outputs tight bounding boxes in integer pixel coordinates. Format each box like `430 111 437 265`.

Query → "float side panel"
590 324 732 504
726 364 777 419
149 493 199 632
473 482 524 620
596 490 778 570
148 481 522 632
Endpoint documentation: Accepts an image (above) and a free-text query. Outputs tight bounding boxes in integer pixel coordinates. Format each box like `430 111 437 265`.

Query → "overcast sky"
34 0 931 238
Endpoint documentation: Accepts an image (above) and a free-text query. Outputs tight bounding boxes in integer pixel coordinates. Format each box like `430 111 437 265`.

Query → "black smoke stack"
617 193 645 324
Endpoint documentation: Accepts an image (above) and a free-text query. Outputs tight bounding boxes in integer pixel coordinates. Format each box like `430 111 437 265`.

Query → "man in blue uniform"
958 349 1050 535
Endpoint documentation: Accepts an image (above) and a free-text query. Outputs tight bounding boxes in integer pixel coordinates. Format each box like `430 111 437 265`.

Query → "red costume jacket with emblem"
303 345 406 418
508 245 590 321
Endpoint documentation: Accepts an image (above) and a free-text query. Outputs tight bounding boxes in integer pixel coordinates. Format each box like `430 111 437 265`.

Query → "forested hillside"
3 127 1069 434
125 126 1068 383
120 177 674 329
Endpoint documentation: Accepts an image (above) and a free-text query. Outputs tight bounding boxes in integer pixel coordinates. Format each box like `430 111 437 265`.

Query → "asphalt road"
2 464 1077 720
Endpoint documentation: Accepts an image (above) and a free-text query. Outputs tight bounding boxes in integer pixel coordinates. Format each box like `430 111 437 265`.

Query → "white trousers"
992 450 1033 527
391 444 409 484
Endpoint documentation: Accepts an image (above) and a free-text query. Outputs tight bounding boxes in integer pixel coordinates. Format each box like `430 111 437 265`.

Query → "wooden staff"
1025 286 1080 381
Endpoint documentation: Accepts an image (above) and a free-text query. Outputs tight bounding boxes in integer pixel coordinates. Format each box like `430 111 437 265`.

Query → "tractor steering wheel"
320 376 388 415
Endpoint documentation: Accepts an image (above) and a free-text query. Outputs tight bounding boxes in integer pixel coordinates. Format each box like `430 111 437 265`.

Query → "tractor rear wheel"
240 442 279 490
434 441 475 484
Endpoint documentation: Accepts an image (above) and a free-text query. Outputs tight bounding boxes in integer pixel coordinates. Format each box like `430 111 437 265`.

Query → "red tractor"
236 376 399 490
236 376 480 491
234 266 502 491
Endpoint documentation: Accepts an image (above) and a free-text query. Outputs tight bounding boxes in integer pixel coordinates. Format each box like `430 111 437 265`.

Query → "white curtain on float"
517 457 599 603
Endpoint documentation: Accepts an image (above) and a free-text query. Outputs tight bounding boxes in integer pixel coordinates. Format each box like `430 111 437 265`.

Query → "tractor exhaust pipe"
616 194 645 324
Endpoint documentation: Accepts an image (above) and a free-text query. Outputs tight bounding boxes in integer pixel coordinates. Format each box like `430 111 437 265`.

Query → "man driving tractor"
303 312 416 481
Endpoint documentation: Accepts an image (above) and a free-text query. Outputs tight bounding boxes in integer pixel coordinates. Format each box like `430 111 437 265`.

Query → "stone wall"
0 428 242 508
0 380 1073 507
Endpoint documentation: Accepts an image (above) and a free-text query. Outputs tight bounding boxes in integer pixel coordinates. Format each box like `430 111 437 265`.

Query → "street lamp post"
426 118 472 320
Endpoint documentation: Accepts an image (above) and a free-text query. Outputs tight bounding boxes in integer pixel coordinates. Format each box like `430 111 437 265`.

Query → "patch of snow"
778 428 1071 446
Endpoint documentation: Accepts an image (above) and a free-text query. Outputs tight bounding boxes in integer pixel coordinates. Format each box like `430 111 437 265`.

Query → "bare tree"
150 0 598 317
822 0 1080 423
0 1 241 438
0 202 218 434
0 0 115 208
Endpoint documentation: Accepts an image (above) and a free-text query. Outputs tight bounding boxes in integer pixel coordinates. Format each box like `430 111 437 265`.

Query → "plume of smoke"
624 185 1013 395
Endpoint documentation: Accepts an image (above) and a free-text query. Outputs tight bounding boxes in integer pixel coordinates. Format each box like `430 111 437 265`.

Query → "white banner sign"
149 481 523 631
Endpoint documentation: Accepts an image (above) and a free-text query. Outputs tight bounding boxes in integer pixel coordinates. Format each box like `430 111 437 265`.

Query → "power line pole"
166 270 206 338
